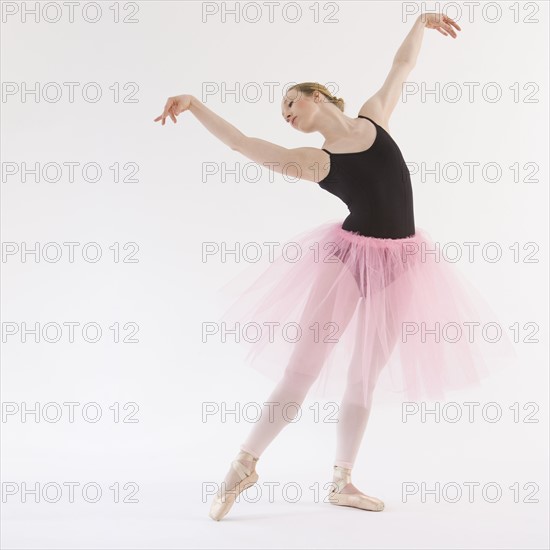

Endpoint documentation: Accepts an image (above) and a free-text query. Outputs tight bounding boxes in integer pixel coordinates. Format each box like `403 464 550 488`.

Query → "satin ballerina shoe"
327 465 384 511
209 450 259 521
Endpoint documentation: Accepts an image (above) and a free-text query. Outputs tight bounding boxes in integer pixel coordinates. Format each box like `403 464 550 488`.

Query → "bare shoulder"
357 97 391 134
258 145 328 184
233 137 329 184
292 146 331 184
357 110 391 135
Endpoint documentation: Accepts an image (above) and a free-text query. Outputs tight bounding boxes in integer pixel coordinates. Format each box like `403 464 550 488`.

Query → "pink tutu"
214 221 518 405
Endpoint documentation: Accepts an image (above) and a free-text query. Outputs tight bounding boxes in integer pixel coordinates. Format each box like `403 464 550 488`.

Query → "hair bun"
288 82 346 113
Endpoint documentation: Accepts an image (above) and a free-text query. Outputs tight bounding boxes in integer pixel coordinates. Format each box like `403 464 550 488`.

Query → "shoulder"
288 146 331 184
357 110 391 135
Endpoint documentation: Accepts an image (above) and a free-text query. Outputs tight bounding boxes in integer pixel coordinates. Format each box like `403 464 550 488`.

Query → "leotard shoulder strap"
322 116 378 154
357 115 377 124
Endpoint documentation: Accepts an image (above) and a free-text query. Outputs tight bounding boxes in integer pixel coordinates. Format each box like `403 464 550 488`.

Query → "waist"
342 212 415 239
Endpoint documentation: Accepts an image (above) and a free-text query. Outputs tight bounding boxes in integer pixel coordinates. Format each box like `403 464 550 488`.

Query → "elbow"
231 135 247 153
394 58 415 68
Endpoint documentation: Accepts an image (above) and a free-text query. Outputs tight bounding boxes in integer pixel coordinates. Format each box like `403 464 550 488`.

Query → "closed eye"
281 100 294 119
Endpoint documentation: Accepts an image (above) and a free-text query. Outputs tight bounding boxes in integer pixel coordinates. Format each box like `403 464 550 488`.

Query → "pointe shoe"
327 465 384 512
209 450 259 521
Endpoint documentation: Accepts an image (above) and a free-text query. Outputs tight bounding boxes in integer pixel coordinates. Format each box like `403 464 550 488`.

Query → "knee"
279 368 318 396
342 379 375 410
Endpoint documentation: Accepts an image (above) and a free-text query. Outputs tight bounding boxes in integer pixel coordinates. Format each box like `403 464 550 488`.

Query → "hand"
421 13 461 38
154 94 193 125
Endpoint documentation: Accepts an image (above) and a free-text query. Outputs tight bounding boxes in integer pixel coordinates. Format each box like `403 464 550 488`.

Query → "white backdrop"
1 1 548 548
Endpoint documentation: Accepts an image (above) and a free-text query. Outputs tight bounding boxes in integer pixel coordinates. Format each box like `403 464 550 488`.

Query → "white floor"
2 416 548 549
2 479 548 549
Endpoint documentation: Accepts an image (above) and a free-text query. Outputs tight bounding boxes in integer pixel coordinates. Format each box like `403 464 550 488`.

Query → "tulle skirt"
214 221 518 405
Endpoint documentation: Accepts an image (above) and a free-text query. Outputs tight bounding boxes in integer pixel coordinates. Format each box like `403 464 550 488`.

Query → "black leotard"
319 115 415 239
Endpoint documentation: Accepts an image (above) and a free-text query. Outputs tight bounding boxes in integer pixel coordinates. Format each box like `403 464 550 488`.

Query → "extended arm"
188 96 244 151
188 96 324 183
358 13 461 130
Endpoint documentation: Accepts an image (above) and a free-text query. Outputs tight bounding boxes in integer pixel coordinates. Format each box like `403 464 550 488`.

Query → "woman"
155 13 515 520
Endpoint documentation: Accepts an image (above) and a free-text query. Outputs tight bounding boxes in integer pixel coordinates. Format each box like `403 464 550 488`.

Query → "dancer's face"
281 88 322 133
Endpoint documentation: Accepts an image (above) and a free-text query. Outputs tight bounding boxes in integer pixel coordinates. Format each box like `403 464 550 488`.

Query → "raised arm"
358 13 461 131
154 94 327 184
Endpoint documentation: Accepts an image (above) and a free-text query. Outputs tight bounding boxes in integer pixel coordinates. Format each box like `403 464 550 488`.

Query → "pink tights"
240 369 377 468
239 272 400 468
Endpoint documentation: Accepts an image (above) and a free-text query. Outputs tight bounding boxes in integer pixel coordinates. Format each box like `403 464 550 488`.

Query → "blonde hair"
287 82 345 112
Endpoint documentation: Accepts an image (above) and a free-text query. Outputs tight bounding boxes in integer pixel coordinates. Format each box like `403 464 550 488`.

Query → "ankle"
332 465 352 491
333 465 352 479
237 449 259 461
235 450 259 471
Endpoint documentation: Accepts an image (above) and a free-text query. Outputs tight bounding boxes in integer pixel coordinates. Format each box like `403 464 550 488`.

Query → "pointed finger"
162 99 174 122
445 16 462 31
443 23 457 37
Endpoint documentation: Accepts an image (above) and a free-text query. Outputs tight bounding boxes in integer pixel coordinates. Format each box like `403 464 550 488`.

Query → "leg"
335 292 403 469
241 262 361 458
210 260 360 520
328 295 403 512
